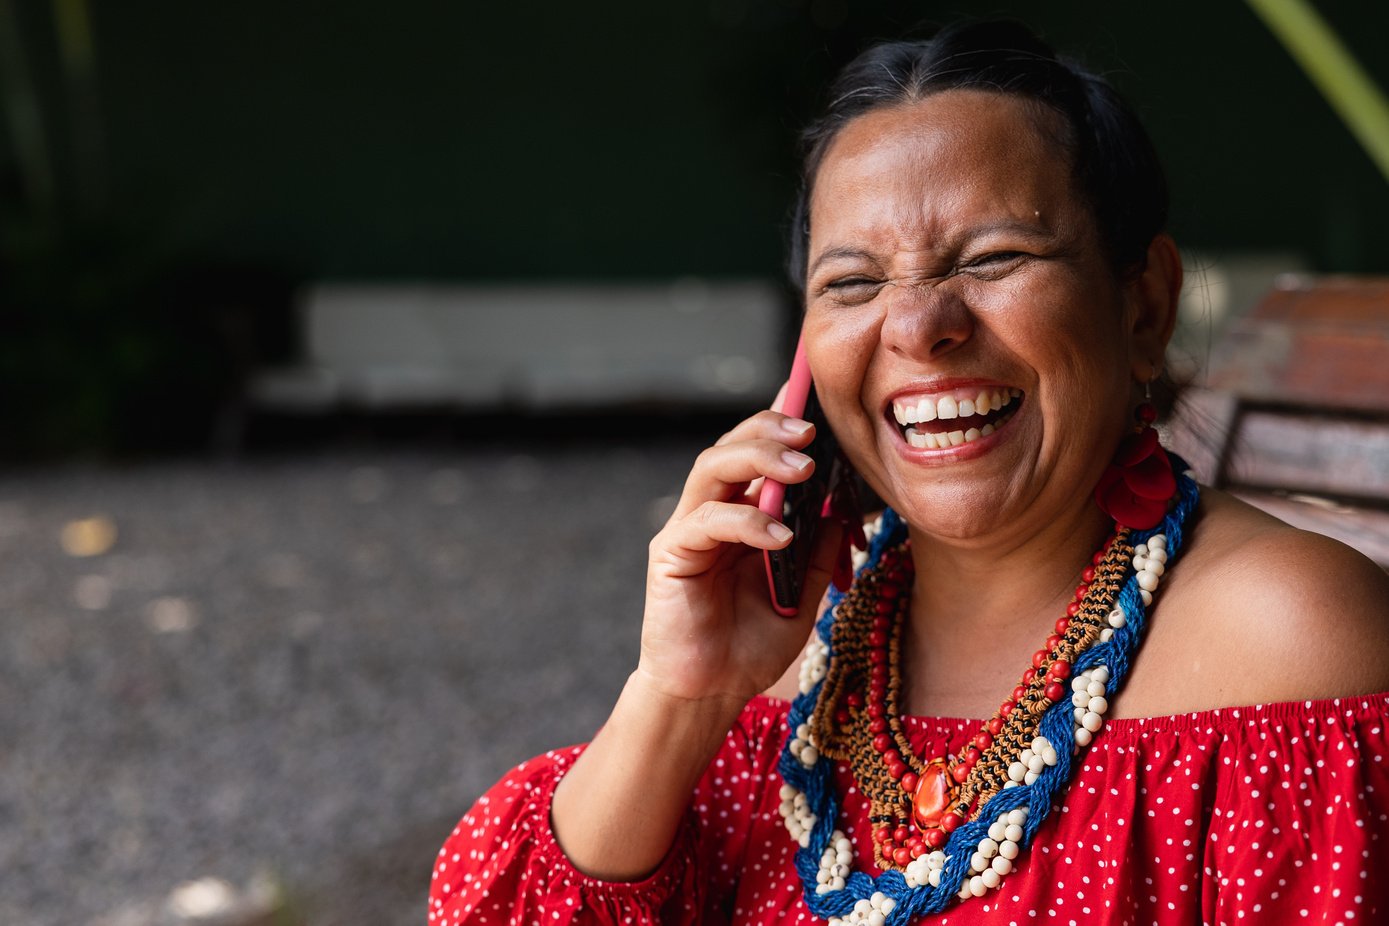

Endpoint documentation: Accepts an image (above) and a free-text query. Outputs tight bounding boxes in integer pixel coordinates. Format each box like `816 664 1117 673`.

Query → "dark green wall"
38 1 1389 278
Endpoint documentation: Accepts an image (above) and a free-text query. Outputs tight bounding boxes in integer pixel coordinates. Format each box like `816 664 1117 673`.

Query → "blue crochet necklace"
776 467 1199 923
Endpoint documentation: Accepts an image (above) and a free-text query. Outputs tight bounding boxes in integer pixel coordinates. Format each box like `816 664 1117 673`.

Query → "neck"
898 498 1115 717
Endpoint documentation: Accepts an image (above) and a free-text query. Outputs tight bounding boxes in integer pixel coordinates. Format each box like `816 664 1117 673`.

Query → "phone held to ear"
758 336 845 617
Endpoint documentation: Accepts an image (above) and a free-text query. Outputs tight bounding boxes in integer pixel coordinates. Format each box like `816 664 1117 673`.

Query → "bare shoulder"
1127 488 1389 712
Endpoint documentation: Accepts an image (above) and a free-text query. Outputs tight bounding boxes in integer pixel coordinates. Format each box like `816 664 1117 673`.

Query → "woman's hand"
552 408 844 880
637 410 843 706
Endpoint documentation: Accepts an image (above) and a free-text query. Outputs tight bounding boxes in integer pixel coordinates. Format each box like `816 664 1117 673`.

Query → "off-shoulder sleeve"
1205 693 1389 923
428 698 788 926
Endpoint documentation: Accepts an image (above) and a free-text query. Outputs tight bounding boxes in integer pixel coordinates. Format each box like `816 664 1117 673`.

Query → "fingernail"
782 450 812 472
767 522 794 543
783 418 813 436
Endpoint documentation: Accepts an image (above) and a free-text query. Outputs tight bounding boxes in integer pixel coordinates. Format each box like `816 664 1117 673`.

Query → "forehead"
808 89 1078 246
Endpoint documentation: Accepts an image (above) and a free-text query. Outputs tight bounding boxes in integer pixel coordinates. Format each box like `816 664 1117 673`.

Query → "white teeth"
893 388 1023 439
906 429 944 449
904 410 1012 450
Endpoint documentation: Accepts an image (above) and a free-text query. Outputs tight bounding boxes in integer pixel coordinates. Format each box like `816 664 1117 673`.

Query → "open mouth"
889 386 1023 450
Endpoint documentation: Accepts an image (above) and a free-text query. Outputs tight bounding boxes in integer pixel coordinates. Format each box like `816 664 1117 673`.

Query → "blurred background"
2 1 1387 924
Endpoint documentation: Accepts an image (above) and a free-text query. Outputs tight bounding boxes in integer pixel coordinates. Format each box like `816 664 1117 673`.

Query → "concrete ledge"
250 278 789 412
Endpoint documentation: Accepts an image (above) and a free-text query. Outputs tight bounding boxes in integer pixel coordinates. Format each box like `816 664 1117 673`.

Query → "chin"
864 470 1020 542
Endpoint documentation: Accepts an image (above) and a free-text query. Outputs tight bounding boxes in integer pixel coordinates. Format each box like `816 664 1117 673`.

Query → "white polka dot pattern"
428 693 1389 924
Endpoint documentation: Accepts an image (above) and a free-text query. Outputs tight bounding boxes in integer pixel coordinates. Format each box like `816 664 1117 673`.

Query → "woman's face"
804 89 1148 543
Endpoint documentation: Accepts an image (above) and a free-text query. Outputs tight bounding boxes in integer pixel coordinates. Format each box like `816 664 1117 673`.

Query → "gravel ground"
0 435 712 925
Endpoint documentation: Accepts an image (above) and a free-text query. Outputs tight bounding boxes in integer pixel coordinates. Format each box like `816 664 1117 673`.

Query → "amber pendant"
911 758 957 828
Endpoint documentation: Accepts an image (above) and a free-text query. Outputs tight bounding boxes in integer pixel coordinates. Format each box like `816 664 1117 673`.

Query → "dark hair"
787 20 1168 292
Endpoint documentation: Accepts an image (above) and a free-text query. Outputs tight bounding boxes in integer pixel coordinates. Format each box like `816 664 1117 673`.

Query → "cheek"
803 308 894 497
1009 306 1132 434
977 273 1128 373
803 307 884 421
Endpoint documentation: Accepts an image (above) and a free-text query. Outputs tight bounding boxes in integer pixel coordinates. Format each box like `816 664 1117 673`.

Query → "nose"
879 279 975 362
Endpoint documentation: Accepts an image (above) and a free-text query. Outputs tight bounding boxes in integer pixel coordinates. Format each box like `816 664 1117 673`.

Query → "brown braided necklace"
810 525 1135 871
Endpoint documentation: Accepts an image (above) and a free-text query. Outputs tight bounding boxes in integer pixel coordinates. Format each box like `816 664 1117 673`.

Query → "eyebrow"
807 246 875 278
806 220 1055 278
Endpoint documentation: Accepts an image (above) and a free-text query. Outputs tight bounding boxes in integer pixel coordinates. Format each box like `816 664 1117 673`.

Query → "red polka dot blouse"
430 692 1389 924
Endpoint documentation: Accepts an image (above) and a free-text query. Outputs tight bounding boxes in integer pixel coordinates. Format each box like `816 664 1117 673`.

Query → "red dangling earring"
1093 378 1177 530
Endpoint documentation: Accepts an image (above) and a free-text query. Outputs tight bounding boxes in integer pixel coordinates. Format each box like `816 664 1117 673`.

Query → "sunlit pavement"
0 438 704 925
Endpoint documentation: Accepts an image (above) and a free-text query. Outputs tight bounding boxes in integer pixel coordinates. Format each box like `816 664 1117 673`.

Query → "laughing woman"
430 21 1389 925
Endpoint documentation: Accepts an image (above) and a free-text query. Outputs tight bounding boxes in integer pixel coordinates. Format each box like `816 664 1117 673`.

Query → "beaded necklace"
777 463 1199 923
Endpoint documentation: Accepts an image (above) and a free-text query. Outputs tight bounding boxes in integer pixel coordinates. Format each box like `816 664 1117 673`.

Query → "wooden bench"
1167 276 1389 566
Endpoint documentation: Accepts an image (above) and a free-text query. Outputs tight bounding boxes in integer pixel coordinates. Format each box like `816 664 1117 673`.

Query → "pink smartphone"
759 336 843 616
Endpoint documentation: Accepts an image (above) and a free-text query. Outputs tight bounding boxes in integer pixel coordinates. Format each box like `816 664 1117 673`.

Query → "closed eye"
958 251 1031 279
970 251 1027 266
820 278 884 304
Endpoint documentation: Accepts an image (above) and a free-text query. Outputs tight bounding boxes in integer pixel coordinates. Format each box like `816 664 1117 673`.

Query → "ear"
1125 233 1183 380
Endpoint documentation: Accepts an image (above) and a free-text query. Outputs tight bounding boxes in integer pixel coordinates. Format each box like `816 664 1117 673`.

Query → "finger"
672 438 816 521
712 409 814 448
652 500 793 579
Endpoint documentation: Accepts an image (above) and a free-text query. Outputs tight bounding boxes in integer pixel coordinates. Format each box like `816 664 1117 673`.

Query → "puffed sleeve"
1205 694 1389 924
428 698 787 926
